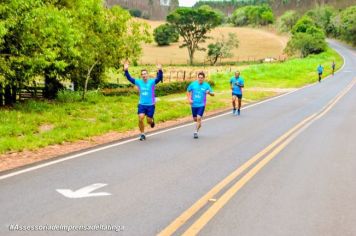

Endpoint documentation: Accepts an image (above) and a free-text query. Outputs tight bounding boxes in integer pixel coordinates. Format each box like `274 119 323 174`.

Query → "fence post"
169 71 172 82
183 71 186 81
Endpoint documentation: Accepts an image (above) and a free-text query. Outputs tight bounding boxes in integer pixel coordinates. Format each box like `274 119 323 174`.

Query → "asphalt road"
0 40 355 236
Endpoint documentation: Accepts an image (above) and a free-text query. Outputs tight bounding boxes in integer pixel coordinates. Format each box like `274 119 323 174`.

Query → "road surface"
0 40 355 236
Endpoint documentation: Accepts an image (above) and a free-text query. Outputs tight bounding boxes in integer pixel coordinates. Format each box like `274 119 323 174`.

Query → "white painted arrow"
56 183 111 199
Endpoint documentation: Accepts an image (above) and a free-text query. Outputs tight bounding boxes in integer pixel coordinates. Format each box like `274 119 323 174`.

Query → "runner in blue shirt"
230 71 244 116
187 72 214 139
317 64 323 83
124 63 163 141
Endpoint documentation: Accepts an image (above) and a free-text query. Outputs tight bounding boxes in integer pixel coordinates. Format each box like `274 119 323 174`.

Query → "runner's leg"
138 114 145 133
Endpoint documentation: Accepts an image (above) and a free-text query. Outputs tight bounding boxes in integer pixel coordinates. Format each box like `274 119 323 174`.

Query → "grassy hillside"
270 0 356 16
194 0 355 16
137 19 288 65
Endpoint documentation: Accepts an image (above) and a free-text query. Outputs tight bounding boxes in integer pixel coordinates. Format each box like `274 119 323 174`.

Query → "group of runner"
318 61 336 82
124 59 335 141
124 63 244 140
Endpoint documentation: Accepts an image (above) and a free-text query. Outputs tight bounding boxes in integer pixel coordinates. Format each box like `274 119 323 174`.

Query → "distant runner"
317 64 324 83
124 63 163 141
332 61 336 76
230 71 244 116
187 72 214 139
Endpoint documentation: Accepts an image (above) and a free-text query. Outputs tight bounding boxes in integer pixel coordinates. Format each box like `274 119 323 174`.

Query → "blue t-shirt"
230 76 244 95
187 81 213 107
125 70 163 105
135 79 157 105
317 66 323 74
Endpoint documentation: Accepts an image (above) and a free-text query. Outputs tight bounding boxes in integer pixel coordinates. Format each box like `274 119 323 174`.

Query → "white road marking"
56 183 111 199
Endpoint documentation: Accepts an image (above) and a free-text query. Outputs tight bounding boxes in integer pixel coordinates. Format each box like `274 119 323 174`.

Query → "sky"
179 0 198 7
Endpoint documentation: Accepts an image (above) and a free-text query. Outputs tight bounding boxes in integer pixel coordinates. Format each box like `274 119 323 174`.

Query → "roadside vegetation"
0 47 342 154
0 0 348 155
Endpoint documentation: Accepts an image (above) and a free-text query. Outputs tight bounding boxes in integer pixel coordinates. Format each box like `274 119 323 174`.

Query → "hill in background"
106 0 178 20
194 0 355 16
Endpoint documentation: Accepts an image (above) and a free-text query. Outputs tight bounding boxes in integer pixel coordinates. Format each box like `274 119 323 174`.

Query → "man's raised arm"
123 63 135 85
155 64 163 84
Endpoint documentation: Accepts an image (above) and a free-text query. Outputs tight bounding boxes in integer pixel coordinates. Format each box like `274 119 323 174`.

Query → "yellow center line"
182 78 356 235
158 109 317 236
159 77 356 236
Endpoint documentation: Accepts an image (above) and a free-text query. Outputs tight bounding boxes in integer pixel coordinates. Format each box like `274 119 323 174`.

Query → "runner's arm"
124 70 136 85
208 91 215 96
207 85 215 96
155 70 163 84
187 91 193 104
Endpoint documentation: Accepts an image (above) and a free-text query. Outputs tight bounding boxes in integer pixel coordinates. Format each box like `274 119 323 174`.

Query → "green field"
0 48 342 154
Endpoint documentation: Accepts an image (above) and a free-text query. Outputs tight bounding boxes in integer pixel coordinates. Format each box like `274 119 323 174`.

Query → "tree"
285 16 327 57
338 6 356 46
231 4 274 26
153 23 179 46
231 7 248 26
306 6 337 36
277 10 299 32
0 0 152 104
291 15 319 34
21 5 81 99
167 6 222 65
70 0 151 99
0 0 45 104
207 33 239 65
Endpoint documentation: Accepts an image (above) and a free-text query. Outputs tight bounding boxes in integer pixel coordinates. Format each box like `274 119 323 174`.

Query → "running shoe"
139 134 146 141
193 132 199 139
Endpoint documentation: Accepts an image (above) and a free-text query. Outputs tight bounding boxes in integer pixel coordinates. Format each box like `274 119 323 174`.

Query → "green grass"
0 47 343 154
211 47 343 89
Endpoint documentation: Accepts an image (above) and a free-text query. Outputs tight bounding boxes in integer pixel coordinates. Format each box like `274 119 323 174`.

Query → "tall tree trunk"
11 83 17 103
188 47 195 65
0 83 3 107
82 61 99 100
4 84 12 106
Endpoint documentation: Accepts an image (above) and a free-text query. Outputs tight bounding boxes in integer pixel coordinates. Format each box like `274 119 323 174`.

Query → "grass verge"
0 47 343 154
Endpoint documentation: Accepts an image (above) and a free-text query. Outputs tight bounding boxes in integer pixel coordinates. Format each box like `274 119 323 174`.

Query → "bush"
277 10 299 32
129 9 142 18
57 90 104 103
291 16 317 34
153 24 179 46
207 33 239 65
231 4 274 26
231 7 248 26
285 32 327 58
